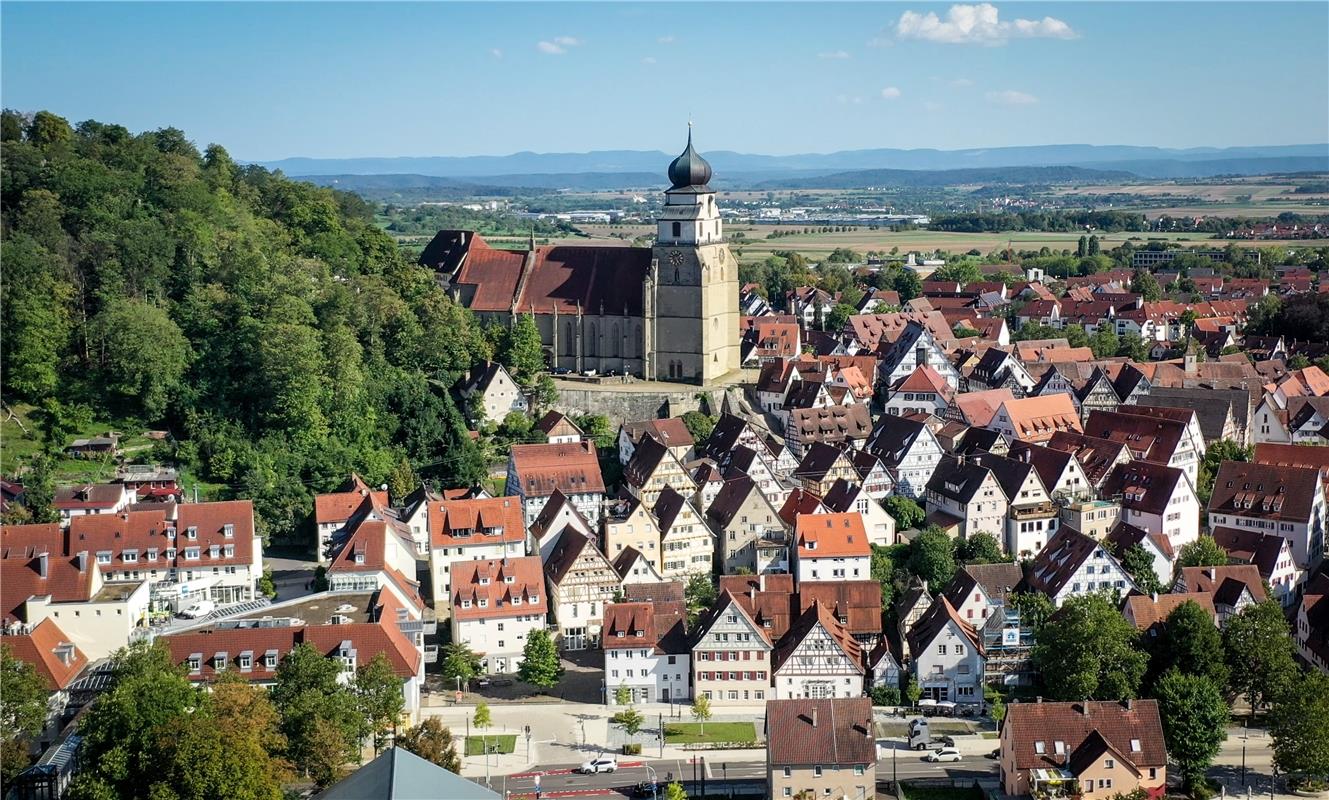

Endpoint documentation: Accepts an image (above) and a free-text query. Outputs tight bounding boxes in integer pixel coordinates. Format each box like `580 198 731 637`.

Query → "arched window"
612 323 621 357
635 325 643 356
672 222 681 238
589 323 598 356
564 321 575 355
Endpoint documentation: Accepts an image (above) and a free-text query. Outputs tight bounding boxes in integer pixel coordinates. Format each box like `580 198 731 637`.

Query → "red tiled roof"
315 489 388 526
1004 700 1167 772
510 441 605 498
450 556 547 622
2 618 88 689
164 620 417 682
428 496 525 549
767 698 875 767
796 513 869 559
1 552 97 622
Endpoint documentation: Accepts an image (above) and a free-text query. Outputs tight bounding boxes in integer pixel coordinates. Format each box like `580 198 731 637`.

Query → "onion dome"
667 127 712 190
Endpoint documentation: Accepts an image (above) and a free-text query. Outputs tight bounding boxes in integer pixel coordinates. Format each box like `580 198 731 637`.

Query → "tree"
440 643 481 690
1131 269 1162 302
664 781 689 800
1087 235 1100 257
66 641 203 800
1268 671 1329 786
1176 536 1229 569
684 572 717 625
387 457 416 502
826 303 857 332
573 414 616 450
690 694 712 735
680 411 716 443
355 653 405 754
1116 333 1149 362
517 629 563 689
614 684 633 706
473 701 492 731
500 313 545 387
1077 236 1088 258
986 689 1006 724
1155 670 1227 795
904 674 922 706
1090 325 1121 359
397 718 461 773
611 706 645 739
870 684 901 707
90 298 192 420
1223 600 1298 711
1119 544 1162 595
1008 591 1055 635
270 644 358 782
956 532 1006 564
1 645 48 783
907 527 956 589
870 544 896 610
953 325 981 339
884 495 925 530
1032 593 1148 701
894 270 922 302
1149 600 1228 690
1197 440 1252 505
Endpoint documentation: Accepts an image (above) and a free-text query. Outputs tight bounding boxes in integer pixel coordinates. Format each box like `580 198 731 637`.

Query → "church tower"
648 128 741 383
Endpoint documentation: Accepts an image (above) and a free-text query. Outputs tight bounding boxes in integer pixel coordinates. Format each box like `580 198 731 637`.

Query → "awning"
1030 768 1075 784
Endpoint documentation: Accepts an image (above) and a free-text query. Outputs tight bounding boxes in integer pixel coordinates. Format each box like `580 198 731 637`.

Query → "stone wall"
550 379 749 425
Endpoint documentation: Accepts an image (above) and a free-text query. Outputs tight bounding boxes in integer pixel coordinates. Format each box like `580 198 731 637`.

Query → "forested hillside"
1 110 492 545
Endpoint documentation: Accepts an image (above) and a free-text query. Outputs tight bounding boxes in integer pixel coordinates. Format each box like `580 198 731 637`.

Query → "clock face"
668 250 684 266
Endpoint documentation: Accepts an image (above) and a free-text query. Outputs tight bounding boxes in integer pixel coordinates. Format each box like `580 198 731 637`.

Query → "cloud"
818 50 852 60
880 86 902 99
985 89 1038 105
949 77 974 87
642 56 657 65
657 35 675 44
537 36 582 55
895 3 1076 45
490 48 503 59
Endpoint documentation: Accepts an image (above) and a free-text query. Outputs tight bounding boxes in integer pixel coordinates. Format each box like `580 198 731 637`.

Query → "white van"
178 599 217 619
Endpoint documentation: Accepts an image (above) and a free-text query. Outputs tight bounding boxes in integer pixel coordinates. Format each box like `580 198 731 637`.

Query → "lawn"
464 734 517 757
0 402 158 484
663 722 758 745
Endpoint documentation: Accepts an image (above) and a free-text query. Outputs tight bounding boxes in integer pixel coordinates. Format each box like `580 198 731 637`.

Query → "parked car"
577 757 618 774
177 599 216 619
925 747 962 763
630 781 658 797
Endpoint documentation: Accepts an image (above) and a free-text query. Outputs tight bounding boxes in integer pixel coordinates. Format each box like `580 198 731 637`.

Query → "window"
123 550 138 563
1130 739 1141 752
936 644 946 655
185 547 200 560
1035 742 1046 754
783 768 791 778
1054 741 1066 755
814 767 823 778
1105 759 1115 769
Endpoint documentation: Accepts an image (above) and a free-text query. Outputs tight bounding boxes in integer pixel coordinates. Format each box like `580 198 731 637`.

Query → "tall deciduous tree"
883 496 925 531
397 718 461 773
1155 670 1227 795
1032 593 1147 701
1 645 48 783
440 642 482 689
1119 544 1162 595
1148 600 1228 691
1176 536 1230 570
517 629 563 689
90 298 192 420
907 527 957 589
355 653 405 754
270 644 358 781
1269 671 1329 786
501 313 545 387
1222 600 1298 711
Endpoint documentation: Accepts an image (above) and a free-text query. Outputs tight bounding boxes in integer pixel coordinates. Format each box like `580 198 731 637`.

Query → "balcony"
1010 501 1057 520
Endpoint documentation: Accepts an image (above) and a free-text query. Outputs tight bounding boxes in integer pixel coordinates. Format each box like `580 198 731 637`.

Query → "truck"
907 718 931 750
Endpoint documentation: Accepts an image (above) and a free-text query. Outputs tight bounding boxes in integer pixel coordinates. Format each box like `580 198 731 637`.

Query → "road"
492 754 996 798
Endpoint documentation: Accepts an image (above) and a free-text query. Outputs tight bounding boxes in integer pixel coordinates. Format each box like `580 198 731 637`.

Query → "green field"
663 722 758 745
464 734 517 756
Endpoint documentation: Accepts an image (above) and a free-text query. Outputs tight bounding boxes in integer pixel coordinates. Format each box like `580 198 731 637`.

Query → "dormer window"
354 552 365 565
512 596 522 606
1035 742 1046 754
165 547 177 560
186 526 198 540
479 577 490 585
123 550 138 563
461 600 472 609
146 548 158 562
166 527 177 540
478 599 489 608
504 576 514 584
96 551 112 564
239 651 253 671
224 544 234 558
223 523 235 538
185 547 200 561
264 650 278 669
209 545 220 559
214 652 228 671
187 653 202 672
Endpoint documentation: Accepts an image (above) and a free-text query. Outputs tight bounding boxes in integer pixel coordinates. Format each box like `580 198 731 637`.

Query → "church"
418 132 741 384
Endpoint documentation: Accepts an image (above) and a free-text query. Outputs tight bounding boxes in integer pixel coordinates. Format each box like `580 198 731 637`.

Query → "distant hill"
758 165 1137 189
302 172 666 193
258 143 1328 181
1066 155 1329 179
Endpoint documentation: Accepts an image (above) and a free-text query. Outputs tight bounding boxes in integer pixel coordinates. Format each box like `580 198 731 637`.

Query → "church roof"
667 128 713 191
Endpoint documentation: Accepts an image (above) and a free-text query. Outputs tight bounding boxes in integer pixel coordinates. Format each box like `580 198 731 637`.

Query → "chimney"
36 552 48 579
1151 591 1158 602
75 551 89 572
811 707 818 727
1036 696 1043 704
1203 567 1214 580
759 574 767 592
1082 700 1091 717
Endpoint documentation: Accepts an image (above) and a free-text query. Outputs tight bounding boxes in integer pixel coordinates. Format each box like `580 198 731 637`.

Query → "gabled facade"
507 441 606 527
449 556 547 675
706 475 787 574
924 457 1009 545
793 513 871 584
427 496 526 612
601 496 663 574
865 414 945 500
823 479 898 547
457 361 527 425
603 601 691 704
692 591 772 705
792 443 860 497
906 596 985 705
772 602 865 699
1207 460 1326 569
1025 527 1136 606
653 486 714 580
624 434 698 509
543 530 621 650
1102 460 1200 555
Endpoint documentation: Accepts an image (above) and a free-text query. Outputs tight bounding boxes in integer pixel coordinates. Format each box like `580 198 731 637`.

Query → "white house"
793 513 871 584
457 361 527 425
603 601 691 705
1207 461 1326 571
771 602 865 699
1212 526 1304 607
507 441 606 528
449 556 547 675
924 457 1009 543
427 496 527 612
906 596 985 706
1102 460 1200 555
1025 526 1136 606
865 414 944 500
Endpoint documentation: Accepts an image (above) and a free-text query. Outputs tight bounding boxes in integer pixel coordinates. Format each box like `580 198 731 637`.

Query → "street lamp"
644 764 659 800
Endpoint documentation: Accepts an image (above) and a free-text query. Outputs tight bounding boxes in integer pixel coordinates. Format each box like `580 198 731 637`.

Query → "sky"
3 2 1327 161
